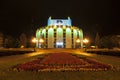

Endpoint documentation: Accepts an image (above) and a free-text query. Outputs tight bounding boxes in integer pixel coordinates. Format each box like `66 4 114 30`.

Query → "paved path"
0 49 120 68
0 49 91 63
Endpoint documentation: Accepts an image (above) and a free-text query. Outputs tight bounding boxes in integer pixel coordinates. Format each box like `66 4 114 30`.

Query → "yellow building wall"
48 28 54 48
73 29 77 48
66 28 72 48
56 27 63 48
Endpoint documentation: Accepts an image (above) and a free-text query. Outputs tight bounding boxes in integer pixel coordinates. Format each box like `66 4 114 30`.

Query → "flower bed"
15 53 112 71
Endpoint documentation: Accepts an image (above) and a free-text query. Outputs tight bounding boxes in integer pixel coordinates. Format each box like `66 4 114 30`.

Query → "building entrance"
56 42 64 48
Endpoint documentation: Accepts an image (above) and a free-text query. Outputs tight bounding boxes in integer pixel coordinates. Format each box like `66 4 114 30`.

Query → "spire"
47 16 51 26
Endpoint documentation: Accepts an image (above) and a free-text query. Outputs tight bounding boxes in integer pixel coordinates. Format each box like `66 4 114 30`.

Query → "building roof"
47 17 72 26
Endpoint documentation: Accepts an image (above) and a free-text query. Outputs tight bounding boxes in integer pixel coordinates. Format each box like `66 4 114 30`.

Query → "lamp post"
83 38 89 51
32 37 37 51
32 38 37 43
39 38 44 48
76 38 80 48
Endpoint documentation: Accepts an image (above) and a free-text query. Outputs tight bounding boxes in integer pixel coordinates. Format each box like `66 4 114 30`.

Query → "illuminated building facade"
36 17 83 48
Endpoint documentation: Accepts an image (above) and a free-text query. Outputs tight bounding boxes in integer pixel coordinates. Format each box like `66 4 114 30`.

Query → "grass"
0 51 120 80
0 70 120 80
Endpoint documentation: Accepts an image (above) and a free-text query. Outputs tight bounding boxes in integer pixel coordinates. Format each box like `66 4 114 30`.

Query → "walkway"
0 49 120 69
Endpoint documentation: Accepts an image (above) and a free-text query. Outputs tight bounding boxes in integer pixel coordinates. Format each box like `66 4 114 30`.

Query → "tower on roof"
47 17 72 26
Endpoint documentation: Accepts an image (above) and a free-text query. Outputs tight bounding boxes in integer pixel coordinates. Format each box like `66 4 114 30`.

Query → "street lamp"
31 38 44 49
31 37 37 51
83 38 89 51
32 38 37 43
76 38 80 48
39 38 44 48
39 39 44 43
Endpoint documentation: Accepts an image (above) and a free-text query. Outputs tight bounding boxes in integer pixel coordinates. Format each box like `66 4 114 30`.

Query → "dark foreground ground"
0 49 120 80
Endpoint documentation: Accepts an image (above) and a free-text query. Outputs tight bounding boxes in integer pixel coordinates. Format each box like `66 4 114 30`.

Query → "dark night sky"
0 0 119 38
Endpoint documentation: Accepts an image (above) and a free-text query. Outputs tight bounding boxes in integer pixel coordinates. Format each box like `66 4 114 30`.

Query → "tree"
0 32 4 48
14 39 19 48
4 35 16 48
111 35 120 48
19 33 27 48
98 35 120 49
95 32 100 48
99 36 112 48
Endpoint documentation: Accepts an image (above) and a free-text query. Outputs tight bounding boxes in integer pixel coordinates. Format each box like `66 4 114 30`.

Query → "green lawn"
0 52 120 80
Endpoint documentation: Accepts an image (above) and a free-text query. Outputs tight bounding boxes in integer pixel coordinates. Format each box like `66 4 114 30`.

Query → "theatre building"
36 17 83 48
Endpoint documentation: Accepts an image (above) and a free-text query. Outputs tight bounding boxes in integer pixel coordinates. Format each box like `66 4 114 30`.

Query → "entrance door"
56 42 63 48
